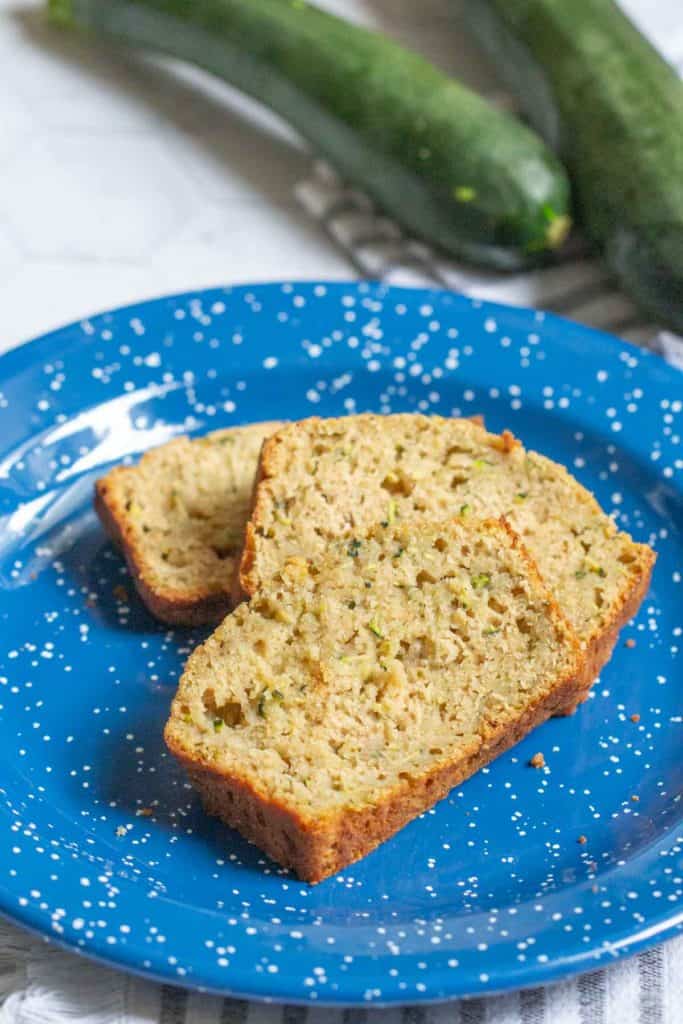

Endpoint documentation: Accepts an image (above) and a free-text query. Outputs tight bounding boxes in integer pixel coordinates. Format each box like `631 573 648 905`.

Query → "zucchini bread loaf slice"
95 421 280 626
166 518 582 882
238 415 654 707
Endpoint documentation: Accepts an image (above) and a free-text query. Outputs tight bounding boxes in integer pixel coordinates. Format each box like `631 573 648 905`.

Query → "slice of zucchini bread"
238 415 655 707
166 518 583 882
95 421 281 626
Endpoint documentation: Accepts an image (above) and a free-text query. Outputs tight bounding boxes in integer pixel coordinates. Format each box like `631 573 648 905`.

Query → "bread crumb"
113 584 129 603
577 834 587 845
630 713 640 723
631 794 639 802
136 807 154 817
529 752 545 769
115 825 127 837
625 638 636 649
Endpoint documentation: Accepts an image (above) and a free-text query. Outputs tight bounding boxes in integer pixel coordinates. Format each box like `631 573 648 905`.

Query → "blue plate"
0 282 680 1005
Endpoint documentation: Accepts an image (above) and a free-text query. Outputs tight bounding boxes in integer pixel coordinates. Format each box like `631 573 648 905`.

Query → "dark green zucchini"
462 0 683 329
49 0 572 269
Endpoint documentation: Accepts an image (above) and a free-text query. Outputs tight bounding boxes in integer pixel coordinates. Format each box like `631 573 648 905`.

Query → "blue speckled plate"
0 282 680 1005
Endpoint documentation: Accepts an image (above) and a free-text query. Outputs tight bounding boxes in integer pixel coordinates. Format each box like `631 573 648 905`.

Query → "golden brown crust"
95 475 233 627
231 438 274 606
559 546 656 714
236 418 329 601
165 634 582 883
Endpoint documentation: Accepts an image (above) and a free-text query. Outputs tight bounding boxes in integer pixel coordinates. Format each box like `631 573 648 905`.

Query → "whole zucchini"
462 0 683 329
49 0 571 269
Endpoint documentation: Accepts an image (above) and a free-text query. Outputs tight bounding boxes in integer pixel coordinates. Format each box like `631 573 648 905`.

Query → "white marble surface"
1 0 681 354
